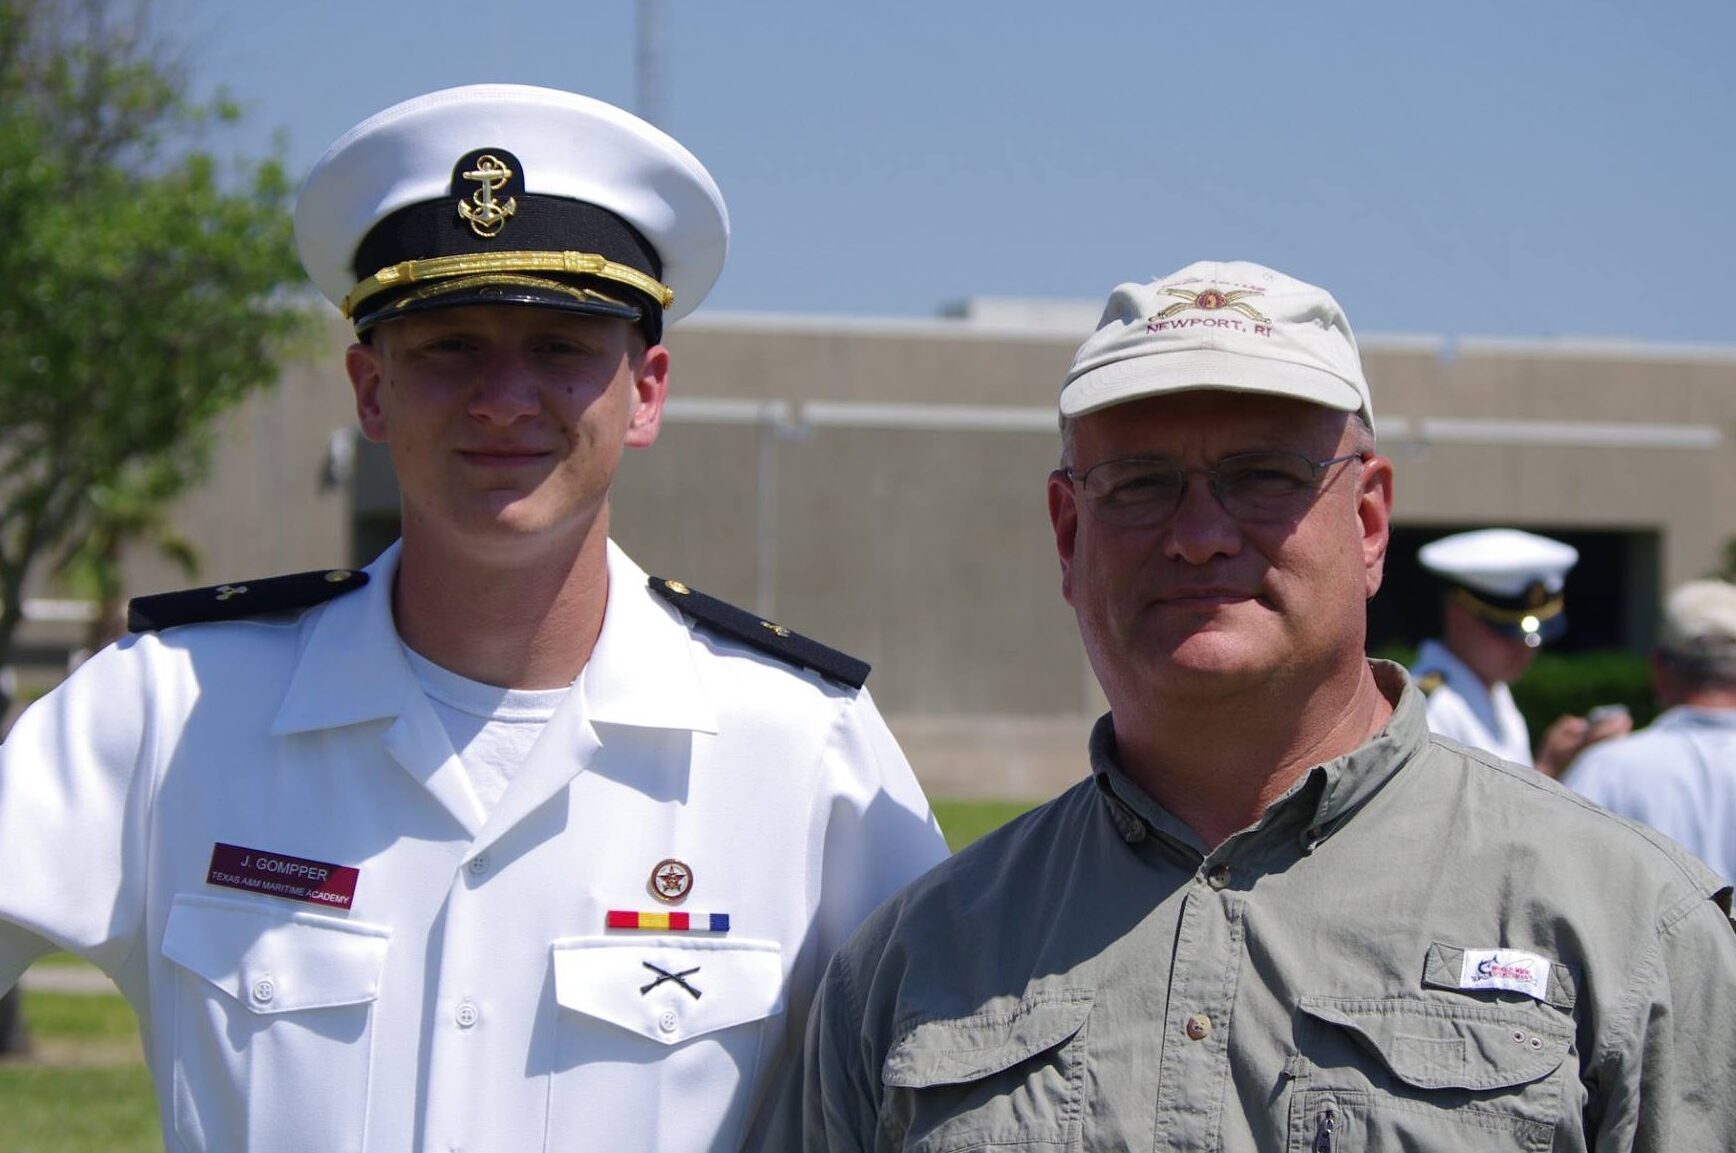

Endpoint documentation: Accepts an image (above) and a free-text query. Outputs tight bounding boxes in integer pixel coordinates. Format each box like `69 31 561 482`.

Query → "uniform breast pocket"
543 936 786 1153
159 893 391 1153
1288 995 1571 1152
879 989 1093 1153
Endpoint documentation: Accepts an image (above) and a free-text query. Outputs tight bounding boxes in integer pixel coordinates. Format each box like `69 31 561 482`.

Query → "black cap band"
347 147 668 342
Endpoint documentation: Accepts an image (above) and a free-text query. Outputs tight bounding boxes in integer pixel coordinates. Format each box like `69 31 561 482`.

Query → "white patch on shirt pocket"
1290 995 1570 1152
160 892 391 1153
544 936 785 1153
880 988 1093 1153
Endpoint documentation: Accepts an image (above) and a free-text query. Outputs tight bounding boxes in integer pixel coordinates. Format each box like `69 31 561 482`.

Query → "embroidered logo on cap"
1154 284 1271 324
1459 947 1552 1001
206 842 360 910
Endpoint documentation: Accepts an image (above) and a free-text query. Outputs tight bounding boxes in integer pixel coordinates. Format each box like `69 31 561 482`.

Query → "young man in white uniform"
1410 528 1627 776
0 85 948 1153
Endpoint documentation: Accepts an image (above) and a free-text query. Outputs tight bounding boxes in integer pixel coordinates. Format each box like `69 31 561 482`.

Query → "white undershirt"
400 643 573 813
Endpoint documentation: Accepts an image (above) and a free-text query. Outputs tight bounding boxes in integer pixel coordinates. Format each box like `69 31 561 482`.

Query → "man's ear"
625 343 671 450
346 342 389 444
1358 453 1395 600
1048 470 1081 607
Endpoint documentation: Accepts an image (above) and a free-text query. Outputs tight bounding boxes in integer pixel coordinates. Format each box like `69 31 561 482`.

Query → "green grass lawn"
0 799 1029 1149
932 798 1039 852
0 991 159 1153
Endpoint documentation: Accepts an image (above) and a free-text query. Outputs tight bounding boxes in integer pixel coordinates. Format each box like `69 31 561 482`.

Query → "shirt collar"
273 539 718 736
1092 660 1427 851
583 541 718 734
1651 704 1736 732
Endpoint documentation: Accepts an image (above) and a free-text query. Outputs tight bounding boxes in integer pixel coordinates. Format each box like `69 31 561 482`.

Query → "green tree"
0 0 310 1054
0 0 309 706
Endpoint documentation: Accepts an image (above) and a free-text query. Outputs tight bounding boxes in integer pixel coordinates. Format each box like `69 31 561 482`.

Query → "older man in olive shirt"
804 261 1736 1152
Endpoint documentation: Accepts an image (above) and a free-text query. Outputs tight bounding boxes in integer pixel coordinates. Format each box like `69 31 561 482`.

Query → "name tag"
206 842 360 910
1459 947 1551 1001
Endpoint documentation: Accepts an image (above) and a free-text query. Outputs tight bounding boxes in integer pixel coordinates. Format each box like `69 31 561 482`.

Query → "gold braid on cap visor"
342 251 675 319
1450 586 1564 629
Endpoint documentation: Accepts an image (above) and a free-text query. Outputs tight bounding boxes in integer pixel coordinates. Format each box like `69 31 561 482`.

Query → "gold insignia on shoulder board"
760 620 792 638
650 858 694 903
214 584 249 601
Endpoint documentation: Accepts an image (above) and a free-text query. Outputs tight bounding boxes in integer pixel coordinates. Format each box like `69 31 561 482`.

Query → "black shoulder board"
127 568 369 633
649 576 870 689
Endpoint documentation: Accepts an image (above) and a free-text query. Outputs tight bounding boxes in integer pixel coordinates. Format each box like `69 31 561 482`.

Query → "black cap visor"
354 273 645 335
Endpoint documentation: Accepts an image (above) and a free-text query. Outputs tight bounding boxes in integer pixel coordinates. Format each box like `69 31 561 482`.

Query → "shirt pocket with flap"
1288 994 1572 1152
879 989 1093 1153
160 892 392 1153
543 935 785 1153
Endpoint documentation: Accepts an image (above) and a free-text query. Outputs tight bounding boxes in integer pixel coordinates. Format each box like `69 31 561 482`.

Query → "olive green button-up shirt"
805 663 1736 1151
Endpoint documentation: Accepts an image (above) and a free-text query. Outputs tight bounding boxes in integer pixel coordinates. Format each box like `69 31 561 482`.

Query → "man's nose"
467 354 541 423
1161 474 1244 564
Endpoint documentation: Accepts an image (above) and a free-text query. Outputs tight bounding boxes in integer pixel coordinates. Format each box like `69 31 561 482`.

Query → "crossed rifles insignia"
1153 285 1271 324
641 961 703 999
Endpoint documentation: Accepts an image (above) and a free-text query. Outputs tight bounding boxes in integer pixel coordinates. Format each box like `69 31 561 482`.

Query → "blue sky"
163 0 1736 343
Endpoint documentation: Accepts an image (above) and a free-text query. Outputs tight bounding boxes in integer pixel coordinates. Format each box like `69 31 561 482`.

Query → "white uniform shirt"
1563 706 1736 883
1410 639 1533 766
0 540 948 1153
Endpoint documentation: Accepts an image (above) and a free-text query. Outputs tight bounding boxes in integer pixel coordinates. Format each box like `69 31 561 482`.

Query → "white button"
657 1009 678 1034
466 854 489 876
456 1000 479 1028
251 977 276 1005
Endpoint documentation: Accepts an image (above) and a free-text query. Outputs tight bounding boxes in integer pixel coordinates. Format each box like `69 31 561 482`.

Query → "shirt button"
1184 1013 1211 1041
466 854 489 877
251 977 276 1005
657 1009 679 1034
456 1000 479 1029
1206 864 1232 890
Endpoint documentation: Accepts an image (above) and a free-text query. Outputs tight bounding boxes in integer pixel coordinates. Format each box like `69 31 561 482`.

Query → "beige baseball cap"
1660 580 1736 657
1059 260 1373 430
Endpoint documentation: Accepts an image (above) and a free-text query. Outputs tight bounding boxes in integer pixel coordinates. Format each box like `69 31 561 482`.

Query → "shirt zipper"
1313 1106 1337 1152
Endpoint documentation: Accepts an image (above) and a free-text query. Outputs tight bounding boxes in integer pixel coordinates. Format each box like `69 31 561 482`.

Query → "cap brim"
1060 349 1366 421
355 276 642 333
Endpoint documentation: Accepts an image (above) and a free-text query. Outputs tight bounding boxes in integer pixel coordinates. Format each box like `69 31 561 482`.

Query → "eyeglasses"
1058 451 1365 527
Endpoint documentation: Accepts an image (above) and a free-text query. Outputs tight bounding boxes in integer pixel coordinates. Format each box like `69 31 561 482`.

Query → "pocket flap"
551 936 784 1046
883 990 1093 1089
161 893 390 1015
1298 996 1570 1091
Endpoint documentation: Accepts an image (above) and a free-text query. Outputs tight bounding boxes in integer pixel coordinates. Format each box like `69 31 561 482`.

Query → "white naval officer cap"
1420 528 1579 648
295 84 729 344
1059 260 1375 431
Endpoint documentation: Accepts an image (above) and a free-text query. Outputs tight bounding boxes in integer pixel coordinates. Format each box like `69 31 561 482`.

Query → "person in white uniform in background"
0 84 948 1153
1565 579 1736 883
1410 528 1629 776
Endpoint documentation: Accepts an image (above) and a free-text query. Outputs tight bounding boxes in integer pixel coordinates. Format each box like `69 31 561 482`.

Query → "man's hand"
1535 708 1634 778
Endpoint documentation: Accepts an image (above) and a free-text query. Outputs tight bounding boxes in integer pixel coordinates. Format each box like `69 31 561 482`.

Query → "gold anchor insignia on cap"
214 585 248 601
458 154 518 239
650 858 694 903
1153 285 1271 324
